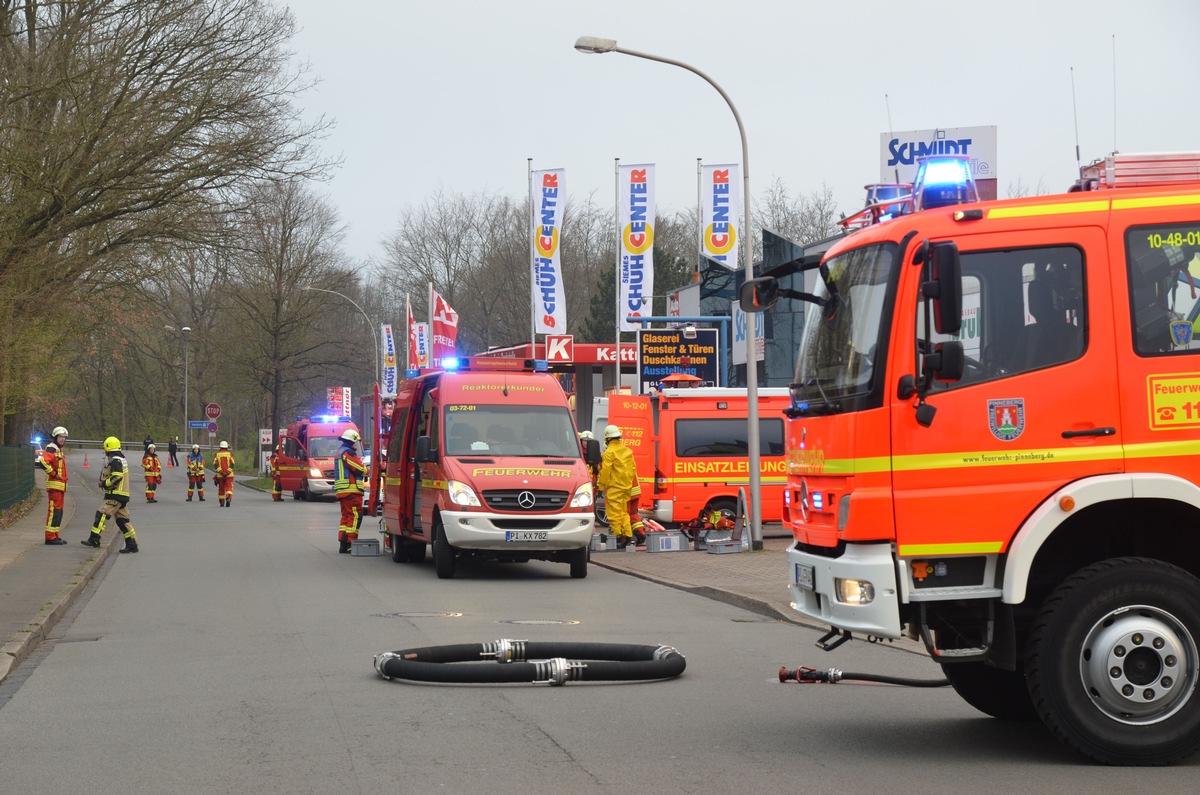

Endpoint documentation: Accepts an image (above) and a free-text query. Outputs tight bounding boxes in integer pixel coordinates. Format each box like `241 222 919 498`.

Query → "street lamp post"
575 36 763 549
165 325 192 445
304 286 381 387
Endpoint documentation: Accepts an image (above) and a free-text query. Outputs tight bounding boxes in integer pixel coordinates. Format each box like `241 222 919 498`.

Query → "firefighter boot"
119 537 139 554
633 529 647 546
45 532 67 546
81 532 101 548
186 495 192 502
339 540 352 554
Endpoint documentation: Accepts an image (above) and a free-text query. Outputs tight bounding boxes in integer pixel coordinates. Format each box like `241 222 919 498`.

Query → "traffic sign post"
207 422 218 434
205 403 221 420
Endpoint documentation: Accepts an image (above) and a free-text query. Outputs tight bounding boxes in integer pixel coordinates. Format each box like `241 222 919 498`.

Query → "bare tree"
0 0 333 442
755 178 841 247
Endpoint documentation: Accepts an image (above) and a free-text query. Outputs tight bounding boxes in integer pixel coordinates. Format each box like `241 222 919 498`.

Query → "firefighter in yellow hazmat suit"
597 424 637 548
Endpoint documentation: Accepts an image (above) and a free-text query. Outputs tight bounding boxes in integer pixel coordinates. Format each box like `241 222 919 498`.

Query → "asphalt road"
1 476 1197 793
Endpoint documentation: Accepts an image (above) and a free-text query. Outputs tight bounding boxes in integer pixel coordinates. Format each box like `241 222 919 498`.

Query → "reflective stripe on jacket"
334 447 367 496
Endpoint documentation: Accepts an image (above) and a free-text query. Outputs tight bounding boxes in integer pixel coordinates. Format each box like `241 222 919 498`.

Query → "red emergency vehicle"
274 416 363 501
743 152 1200 765
381 358 598 579
597 388 791 527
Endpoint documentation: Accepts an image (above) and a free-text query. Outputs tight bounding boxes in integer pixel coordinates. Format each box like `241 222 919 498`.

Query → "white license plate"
795 563 815 591
505 531 548 542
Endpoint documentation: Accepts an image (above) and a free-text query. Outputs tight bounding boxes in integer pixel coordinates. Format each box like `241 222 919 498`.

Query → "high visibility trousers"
45 489 65 540
215 476 233 505
337 494 361 543
272 476 283 501
188 476 205 499
605 487 632 539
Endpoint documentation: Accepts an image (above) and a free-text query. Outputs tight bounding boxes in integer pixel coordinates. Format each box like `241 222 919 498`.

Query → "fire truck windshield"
790 242 896 412
443 405 580 458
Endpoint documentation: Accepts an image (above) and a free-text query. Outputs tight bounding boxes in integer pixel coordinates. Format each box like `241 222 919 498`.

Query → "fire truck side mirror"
583 438 602 467
923 241 963 336
739 277 780 313
924 341 965 383
415 435 436 463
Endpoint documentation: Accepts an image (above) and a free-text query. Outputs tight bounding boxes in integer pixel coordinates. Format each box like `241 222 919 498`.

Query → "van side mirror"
739 277 780 313
415 435 436 463
583 438 602 467
922 241 962 335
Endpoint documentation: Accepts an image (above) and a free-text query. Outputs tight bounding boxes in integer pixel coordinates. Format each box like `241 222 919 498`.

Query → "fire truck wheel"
704 498 738 524
1027 557 1200 765
568 547 588 579
940 662 1037 721
390 533 407 563
594 494 610 528
292 491 302 501
433 522 456 580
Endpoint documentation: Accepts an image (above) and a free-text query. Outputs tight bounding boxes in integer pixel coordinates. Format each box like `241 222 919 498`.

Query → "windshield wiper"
786 381 841 417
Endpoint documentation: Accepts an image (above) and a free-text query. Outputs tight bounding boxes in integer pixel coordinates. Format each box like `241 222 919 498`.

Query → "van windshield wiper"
786 381 841 417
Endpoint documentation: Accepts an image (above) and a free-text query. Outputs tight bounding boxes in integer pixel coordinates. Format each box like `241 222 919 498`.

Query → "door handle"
1061 427 1116 438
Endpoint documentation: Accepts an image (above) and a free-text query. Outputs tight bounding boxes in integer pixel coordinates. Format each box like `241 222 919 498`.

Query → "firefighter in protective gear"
186 444 206 501
83 436 138 553
40 426 69 545
334 429 367 553
213 441 235 507
270 451 283 501
142 444 162 503
628 471 647 546
597 424 637 547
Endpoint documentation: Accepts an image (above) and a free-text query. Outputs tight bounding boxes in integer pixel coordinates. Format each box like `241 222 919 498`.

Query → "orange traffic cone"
82 453 89 468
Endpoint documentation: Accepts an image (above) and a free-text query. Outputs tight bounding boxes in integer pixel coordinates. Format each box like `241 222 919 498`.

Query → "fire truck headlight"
309 467 323 478
570 482 594 508
447 480 481 507
835 578 875 605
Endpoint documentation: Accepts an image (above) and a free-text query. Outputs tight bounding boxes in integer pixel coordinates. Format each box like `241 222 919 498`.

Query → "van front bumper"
441 511 594 551
787 542 902 639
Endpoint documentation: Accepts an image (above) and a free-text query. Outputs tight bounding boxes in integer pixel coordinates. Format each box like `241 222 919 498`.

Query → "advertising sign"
636 328 719 393
880 126 997 185
700 163 742 271
618 164 655 331
326 386 351 417
531 168 566 334
381 323 397 398
731 300 766 365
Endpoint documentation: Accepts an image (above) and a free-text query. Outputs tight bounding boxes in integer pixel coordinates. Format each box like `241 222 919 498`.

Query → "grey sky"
284 0 1200 265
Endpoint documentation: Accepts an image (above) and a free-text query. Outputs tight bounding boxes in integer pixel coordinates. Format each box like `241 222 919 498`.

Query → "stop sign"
205 402 221 420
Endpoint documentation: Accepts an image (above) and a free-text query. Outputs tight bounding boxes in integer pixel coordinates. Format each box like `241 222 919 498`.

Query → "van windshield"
308 436 347 458
791 242 896 411
444 405 580 458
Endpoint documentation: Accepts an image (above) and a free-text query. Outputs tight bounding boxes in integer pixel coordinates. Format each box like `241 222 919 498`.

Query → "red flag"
431 290 459 362
406 296 419 369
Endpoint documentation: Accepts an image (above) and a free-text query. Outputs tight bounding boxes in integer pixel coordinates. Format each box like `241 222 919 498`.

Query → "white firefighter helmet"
219 441 229 449
603 424 622 440
340 429 361 444
52 426 68 438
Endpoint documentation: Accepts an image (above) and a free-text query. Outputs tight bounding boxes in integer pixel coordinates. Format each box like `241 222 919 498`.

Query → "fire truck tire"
568 546 588 579
390 533 406 563
433 522 456 579
940 662 1037 721
292 491 302 501
1026 557 1200 766
704 498 738 524
594 494 610 528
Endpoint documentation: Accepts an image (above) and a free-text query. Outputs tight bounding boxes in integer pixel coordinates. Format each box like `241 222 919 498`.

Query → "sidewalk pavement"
2 455 919 686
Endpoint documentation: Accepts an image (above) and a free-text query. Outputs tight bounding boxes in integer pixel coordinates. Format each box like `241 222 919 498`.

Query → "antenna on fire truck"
1070 66 1082 176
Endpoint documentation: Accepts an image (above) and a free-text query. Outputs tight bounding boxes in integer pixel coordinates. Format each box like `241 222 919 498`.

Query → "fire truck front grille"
482 489 570 511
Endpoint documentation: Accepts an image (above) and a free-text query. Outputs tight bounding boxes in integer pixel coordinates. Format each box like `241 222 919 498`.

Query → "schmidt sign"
880 126 997 185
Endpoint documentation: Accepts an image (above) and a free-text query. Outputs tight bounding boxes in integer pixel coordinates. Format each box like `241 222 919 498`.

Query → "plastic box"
646 532 688 553
351 538 380 556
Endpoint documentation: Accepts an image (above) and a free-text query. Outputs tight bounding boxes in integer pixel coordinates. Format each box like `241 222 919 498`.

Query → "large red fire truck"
743 153 1200 764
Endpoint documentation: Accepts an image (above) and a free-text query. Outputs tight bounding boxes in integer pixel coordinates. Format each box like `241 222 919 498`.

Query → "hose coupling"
374 651 401 680
481 638 528 663
778 666 843 684
532 658 588 686
653 645 682 661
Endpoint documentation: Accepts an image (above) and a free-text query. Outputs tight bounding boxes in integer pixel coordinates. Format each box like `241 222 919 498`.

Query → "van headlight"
447 480 481 507
570 482 594 508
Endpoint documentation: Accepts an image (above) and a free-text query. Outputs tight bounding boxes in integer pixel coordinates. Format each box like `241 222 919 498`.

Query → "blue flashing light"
33 435 42 443
404 368 420 379
532 359 549 372
322 415 339 423
812 492 824 511
921 158 969 186
440 357 461 371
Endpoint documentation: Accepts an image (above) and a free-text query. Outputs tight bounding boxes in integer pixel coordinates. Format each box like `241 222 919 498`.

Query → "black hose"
779 666 949 687
375 640 686 685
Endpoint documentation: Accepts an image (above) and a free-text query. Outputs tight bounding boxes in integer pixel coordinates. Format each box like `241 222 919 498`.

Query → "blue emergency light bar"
440 357 462 370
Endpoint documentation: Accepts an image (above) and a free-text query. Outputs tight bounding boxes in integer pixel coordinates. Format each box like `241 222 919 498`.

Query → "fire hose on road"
374 640 686 686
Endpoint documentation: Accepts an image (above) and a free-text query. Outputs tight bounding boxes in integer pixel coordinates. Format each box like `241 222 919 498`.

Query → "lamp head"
682 323 697 340
574 36 617 54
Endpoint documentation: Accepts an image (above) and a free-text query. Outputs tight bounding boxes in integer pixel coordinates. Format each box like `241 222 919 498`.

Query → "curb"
0 535 116 686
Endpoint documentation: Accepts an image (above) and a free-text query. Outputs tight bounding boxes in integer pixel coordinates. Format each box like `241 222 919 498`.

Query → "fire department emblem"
1170 321 1193 348
987 398 1025 442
